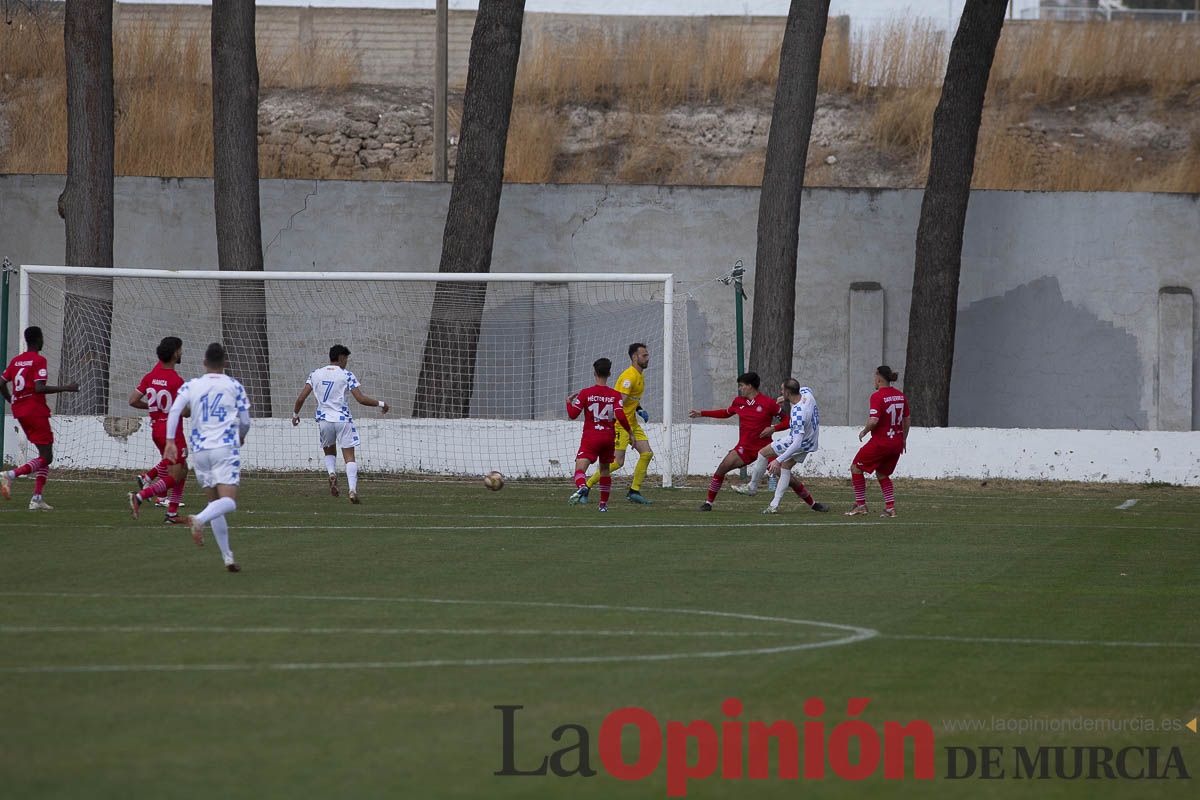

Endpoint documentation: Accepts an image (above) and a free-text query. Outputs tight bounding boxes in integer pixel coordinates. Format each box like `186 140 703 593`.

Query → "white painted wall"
5 416 1198 485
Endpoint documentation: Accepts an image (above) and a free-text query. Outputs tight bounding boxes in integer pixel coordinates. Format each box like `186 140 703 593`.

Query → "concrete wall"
2 176 1198 434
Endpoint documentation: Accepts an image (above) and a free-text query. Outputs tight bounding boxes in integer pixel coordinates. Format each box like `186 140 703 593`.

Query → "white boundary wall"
4 417 1199 485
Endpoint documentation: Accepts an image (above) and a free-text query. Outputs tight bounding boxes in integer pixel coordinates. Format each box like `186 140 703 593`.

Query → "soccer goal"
9 265 691 486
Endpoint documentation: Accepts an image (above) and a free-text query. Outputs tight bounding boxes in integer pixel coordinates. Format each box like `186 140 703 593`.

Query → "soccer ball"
483 470 505 491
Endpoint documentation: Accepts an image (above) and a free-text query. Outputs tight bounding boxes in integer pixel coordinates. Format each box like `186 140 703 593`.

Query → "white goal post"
12 265 689 486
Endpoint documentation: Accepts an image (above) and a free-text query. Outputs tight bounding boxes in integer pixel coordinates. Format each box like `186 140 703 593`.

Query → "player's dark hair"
24 326 43 349
204 342 227 367
594 357 612 378
876 365 899 383
329 344 351 362
782 378 801 396
737 371 760 389
628 342 647 358
156 336 183 363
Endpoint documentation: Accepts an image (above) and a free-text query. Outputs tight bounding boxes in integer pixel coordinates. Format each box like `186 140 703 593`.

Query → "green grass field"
1 475 1197 798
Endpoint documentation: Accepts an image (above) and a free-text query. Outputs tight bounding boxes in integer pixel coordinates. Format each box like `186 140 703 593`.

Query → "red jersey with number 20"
567 384 631 446
2 351 51 418
136 364 185 438
869 386 909 450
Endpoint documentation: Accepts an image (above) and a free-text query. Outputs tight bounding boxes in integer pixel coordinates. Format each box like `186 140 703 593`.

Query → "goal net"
8 266 691 485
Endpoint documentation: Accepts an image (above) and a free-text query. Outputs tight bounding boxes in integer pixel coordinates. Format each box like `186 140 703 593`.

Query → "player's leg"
597 459 613 512
1 424 47 501
186 449 241 570
764 457 796 513
876 453 901 517
736 444 775 496
164 460 188 523
29 440 53 510
320 421 340 497
626 436 654 504
569 454 594 505
701 450 743 511
342 423 362 503
845 446 872 515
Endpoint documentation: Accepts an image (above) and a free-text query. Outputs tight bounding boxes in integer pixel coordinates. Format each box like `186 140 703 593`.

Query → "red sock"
791 480 815 506
879 476 895 510
34 464 49 496
706 472 724 504
574 470 586 490
168 472 186 514
599 476 612 505
138 474 176 501
852 472 867 506
13 456 45 479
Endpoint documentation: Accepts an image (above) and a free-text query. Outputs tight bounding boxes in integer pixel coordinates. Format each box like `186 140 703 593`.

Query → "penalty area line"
882 633 1200 649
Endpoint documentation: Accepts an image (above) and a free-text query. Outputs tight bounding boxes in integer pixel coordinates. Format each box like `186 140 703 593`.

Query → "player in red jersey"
566 357 632 513
127 337 189 523
846 365 910 518
0 326 79 510
689 371 821 511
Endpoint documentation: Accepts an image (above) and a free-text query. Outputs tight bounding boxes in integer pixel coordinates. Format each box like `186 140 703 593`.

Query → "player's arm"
566 393 582 419
238 408 251 446
860 401 881 441
129 387 150 410
615 406 633 434
0 378 10 404
35 380 79 395
291 383 313 426
350 387 389 414
689 406 734 419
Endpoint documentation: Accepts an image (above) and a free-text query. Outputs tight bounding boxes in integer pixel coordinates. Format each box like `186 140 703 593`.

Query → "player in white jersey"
164 343 250 572
740 379 825 514
291 344 389 504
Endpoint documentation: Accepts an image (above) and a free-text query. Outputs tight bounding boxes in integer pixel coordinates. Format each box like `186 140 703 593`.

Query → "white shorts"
319 420 360 450
770 440 810 464
192 446 241 488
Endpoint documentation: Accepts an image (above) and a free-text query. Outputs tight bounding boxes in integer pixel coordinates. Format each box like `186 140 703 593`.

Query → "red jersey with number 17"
136 364 185 439
868 386 909 450
567 384 631 445
2 351 51 418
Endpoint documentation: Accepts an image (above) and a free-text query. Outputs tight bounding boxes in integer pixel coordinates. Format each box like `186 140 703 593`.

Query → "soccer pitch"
1 476 1197 798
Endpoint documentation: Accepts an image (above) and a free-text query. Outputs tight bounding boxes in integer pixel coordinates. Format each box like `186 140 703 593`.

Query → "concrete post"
434 0 449 182
848 282 884 425
1157 286 1194 431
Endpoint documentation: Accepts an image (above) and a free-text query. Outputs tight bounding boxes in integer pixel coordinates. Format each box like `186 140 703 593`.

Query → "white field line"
0 624 813 639
0 593 878 673
882 633 1200 649
1114 499 1139 510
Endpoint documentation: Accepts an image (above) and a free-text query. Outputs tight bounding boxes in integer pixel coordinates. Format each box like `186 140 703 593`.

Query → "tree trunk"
413 0 525 419
747 0 830 397
56 0 114 415
903 0 1007 426
212 0 271 414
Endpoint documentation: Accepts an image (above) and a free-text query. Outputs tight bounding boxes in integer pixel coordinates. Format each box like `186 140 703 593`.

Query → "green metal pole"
0 258 11 468
733 260 746 376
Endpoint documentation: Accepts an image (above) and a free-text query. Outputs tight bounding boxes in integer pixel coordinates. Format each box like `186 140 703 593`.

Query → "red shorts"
577 437 616 466
16 415 54 446
853 439 903 477
153 433 189 465
733 438 771 463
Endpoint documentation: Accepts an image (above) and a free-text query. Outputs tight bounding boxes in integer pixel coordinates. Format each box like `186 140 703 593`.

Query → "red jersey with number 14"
567 384 631 446
136 364 185 439
2 351 51 418
869 386 909 450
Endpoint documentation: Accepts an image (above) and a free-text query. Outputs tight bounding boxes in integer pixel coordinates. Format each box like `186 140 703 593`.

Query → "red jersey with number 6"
136 364 185 440
568 384 631 446
2 351 51 418
869 386 909 450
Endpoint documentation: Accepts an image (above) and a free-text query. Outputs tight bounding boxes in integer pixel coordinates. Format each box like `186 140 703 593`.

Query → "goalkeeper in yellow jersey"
570 342 654 505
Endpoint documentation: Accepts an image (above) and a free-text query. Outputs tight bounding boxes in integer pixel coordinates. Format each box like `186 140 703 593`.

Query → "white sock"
324 454 337 476
3 470 13 480
346 461 358 493
770 466 791 509
747 455 769 490
196 496 237 526
210 515 234 562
